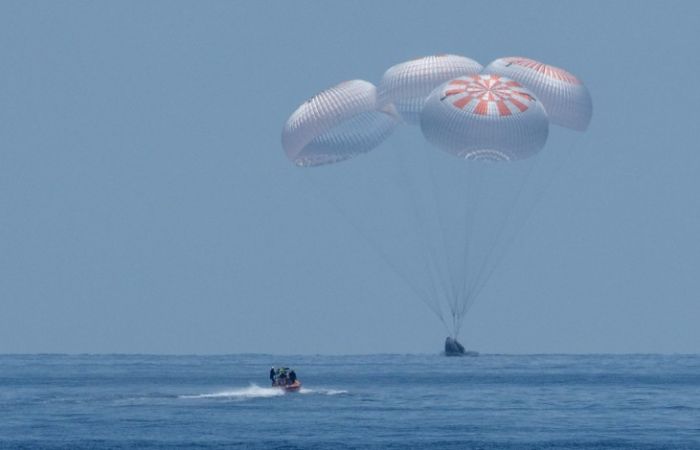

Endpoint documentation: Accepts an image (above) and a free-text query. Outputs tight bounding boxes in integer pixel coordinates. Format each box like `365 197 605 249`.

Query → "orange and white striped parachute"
482 57 592 131
420 74 549 160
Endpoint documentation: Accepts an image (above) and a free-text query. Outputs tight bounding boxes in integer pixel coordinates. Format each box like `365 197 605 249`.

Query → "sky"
1 1 699 354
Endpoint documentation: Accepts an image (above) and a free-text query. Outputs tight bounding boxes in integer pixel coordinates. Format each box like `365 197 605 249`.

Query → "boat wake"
179 384 348 400
179 384 283 400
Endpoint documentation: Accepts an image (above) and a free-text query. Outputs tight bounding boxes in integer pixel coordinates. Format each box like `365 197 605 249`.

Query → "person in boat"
269 367 276 385
277 368 288 386
288 369 297 385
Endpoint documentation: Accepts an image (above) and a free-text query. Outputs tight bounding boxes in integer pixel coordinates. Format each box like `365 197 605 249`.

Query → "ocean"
1 354 699 449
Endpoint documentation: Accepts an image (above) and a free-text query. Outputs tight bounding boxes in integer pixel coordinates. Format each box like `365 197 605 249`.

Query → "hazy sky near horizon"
1 1 699 354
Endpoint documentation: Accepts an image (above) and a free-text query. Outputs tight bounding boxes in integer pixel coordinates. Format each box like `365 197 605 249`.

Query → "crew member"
278 368 287 386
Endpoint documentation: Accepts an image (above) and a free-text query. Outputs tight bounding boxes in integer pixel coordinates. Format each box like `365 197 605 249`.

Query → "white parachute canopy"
282 80 400 167
378 54 483 124
482 56 592 131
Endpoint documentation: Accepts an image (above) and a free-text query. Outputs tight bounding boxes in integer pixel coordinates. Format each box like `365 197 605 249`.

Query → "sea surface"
1 354 699 449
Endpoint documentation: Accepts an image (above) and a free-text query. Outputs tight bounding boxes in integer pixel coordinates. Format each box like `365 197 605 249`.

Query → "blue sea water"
1 354 699 449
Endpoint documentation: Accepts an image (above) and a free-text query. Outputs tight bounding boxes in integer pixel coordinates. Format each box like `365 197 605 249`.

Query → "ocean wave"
300 388 348 396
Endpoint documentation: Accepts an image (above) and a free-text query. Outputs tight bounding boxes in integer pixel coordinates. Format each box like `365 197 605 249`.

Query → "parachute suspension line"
301 170 449 332
392 134 453 326
394 142 452 327
424 145 462 330
457 165 489 333
513 133 583 232
461 159 539 328
466 134 584 310
455 164 485 331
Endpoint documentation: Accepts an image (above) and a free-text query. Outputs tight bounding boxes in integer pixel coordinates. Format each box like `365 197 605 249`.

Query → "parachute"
281 55 592 341
282 80 400 167
420 74 549 160
378 54 483 124
482 57 592 131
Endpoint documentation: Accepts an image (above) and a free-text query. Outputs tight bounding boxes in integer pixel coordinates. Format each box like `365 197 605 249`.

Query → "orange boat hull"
282 381 301 392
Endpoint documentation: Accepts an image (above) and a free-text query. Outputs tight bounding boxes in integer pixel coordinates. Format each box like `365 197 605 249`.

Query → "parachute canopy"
420 74 549 161
281 80 400 167
378 54 483 124
482 57 592 131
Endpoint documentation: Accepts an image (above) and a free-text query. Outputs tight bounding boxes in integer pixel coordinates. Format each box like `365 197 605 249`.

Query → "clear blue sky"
1 1 699 354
